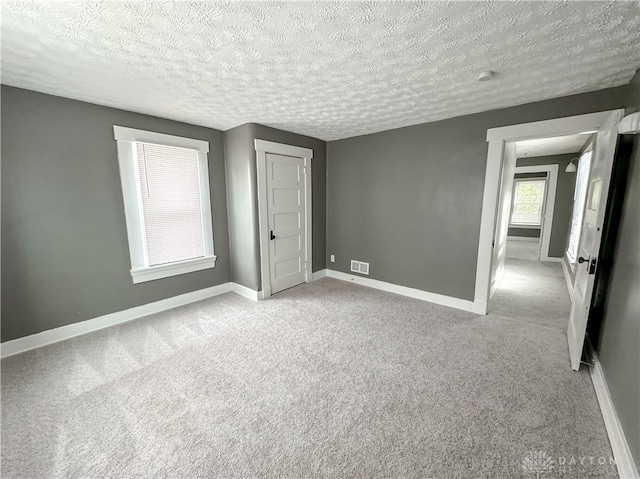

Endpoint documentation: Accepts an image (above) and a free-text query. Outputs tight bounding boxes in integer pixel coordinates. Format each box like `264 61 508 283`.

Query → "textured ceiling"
515 133 591 158
2 1 639 141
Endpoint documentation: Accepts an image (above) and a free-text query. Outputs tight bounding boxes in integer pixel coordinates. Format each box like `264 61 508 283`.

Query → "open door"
567 110 623 371
490 142 516 296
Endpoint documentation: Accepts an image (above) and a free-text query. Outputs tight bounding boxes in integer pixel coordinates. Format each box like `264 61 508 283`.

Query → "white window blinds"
510 179 546 226
136 142 205 266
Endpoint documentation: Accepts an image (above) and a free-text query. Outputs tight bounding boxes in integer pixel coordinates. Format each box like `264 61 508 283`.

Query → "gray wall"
327 85 630 301
515 154 578 257
224 123 326 291
224 125 261 290
1 86 231 342
596 70 640 466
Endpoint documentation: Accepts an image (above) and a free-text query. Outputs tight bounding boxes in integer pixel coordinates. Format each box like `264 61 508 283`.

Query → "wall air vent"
350 260 369 275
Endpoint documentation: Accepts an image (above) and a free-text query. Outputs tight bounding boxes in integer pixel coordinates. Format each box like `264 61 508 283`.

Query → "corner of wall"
221 124 262 291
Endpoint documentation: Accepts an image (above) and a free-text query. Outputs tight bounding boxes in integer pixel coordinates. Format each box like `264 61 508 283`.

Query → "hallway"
490 257 571 331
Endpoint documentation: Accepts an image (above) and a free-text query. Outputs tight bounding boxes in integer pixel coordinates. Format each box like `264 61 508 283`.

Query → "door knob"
578 256 588 264
270 230 276 240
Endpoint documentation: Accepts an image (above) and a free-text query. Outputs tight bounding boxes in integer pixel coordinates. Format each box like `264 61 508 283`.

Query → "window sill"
508 224 542 229
130 256 217 284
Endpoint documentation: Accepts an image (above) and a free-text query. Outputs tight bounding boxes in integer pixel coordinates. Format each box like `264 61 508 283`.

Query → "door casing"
474 109 625 315
255 139 313 298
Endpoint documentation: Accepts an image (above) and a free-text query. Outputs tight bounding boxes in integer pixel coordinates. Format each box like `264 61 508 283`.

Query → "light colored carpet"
506 239 540 261
491 258 572 331
2 269 615 478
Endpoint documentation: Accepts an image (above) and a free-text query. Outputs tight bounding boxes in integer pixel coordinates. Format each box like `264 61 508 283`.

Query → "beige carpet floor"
1 261 616 478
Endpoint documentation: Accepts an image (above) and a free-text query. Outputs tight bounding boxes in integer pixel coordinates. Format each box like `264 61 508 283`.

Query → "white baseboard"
312 269 327 281
231 282 263 300
325 269 476 313
507 236 540 242
472 298 488 315
540 256 563 263
1 282 240 358
588 343 639 479
1 273 475 358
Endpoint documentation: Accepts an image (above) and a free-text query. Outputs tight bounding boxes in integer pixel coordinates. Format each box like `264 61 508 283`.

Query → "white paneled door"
567 110 622 371
266 153 307 294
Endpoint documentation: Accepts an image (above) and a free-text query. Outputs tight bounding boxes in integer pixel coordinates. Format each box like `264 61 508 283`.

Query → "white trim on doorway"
513 164 559 262
473 110 621 315
255 139 313 299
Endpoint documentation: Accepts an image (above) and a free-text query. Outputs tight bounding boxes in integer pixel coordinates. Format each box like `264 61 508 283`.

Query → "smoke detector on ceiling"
478 70 496 81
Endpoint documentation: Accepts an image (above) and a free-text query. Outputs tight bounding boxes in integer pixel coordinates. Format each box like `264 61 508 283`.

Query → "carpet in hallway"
490 258 572 331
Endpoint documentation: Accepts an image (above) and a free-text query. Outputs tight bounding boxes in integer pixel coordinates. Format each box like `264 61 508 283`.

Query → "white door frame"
473 110 624 315
511 164 559 262
255 139 313 299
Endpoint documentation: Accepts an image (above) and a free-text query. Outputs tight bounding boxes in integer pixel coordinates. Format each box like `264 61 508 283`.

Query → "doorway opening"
506 165 556 262
474 110 624 370
505 134 590 264
489 134 591 336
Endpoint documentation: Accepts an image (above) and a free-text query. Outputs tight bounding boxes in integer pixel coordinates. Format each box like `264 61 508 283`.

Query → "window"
509 179 547 227
566 147 593 263
114 126 215 283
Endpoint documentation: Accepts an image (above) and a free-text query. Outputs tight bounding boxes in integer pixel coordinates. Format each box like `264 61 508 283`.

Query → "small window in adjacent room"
509 178 547 227
113 126 216 283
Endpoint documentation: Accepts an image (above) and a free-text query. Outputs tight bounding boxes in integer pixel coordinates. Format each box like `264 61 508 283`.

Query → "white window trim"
508 177 547 228
114 126 216 284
